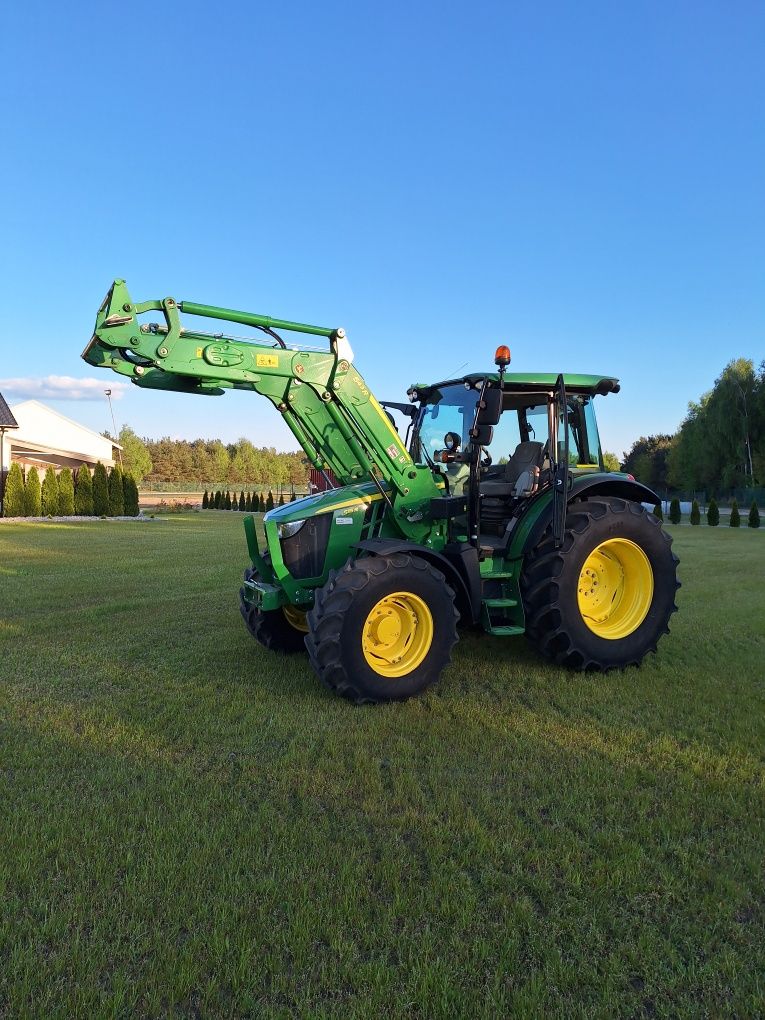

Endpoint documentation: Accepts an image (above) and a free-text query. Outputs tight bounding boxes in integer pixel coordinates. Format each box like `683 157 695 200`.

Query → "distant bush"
75 464 94 516
224 491 232 511
245 492 252 512
706 498 719 526
92 462 109 516
123 473 140 517
669 497 681 524
58 468 75 516
3 462 25 517
730 499 740 527
239 491 246 511
749 501 760 529
109 465 125 516
653 502 663 521
25 466 42 517
690 499 700 526
266 490 274 511
155 500 196 514
214 490 222 509
41 466 59 516
202 490 209 509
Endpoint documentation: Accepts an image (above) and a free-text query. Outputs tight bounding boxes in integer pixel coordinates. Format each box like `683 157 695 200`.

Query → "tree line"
202 489 296 512
116 427 309 488
621 358 765 496
2 462 140 518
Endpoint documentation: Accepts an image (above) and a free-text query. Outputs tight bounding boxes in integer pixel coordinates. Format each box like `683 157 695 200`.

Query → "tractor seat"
480 441 544 499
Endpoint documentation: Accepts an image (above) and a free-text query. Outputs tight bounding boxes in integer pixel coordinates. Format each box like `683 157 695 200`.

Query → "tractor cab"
410 368 619 548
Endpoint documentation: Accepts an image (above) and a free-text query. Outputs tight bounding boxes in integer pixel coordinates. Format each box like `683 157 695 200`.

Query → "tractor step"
483 597 518 609
485 624 525 636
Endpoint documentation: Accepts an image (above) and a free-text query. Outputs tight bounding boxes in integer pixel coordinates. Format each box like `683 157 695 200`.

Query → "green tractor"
84 281 679 703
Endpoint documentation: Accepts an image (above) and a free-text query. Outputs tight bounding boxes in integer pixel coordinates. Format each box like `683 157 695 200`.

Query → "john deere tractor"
84 281 679 703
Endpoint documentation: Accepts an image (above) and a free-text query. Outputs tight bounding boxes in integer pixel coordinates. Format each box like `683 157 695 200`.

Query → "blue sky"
1 0 762 459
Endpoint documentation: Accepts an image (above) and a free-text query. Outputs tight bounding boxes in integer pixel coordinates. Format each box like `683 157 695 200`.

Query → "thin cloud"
0 375 130 401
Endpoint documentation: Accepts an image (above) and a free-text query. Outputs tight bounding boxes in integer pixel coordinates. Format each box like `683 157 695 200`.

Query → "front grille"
280 512 333 579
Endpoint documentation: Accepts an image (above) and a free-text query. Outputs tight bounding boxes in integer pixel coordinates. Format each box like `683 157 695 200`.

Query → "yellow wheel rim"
283 605 309 633
577 538 654 640
362 591 434 678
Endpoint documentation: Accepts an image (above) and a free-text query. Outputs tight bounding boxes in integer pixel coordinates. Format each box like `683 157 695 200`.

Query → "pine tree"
668 497 681 524
749 501 760 529
202 490 209 509
25 466 42 516
245 492 252 512
278 492 285 507
225 490 232 511
92 462 109 515
653 501 663 521
123 473 140 516
690 499 700 526
730 499 740 527
266 489 274 511
75 464 94 516
3 462 25 517
41 466 59 516
109 465 125 516
256 493 264 512
214 490 222 509
239 491 246 511
58 468 75 515
706 497 719 526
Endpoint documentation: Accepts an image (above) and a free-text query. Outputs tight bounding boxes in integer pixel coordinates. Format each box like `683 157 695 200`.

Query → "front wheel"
305 554 459 704
239 563 308 653
520 498 680 670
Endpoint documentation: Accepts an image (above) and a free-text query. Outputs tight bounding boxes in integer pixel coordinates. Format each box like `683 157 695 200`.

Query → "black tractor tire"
305 554 459 704
520 497 680 670
239 563 308 654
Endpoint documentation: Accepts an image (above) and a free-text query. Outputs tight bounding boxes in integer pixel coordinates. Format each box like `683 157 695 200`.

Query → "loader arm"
84 280 434 509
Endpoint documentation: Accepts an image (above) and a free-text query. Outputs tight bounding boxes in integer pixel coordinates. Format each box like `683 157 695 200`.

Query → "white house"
0 399 121 478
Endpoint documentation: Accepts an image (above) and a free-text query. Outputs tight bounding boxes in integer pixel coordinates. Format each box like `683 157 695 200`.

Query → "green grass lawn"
1 515 763 1018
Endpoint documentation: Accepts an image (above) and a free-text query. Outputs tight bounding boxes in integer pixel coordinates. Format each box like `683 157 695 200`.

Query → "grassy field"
1 514 763 1018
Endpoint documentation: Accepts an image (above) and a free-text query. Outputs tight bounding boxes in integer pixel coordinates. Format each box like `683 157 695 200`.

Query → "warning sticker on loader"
256 354 279 368
386 443 398 459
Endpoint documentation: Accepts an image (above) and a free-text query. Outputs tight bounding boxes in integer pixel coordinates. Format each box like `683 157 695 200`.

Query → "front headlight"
277 519 306 540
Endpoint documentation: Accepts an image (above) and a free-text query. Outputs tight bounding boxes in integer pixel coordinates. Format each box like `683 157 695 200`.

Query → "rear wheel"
521 498 680 669
239 562 307 653
305 554 459 704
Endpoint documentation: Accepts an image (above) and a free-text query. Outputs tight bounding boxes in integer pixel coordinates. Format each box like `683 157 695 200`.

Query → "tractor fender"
511 476 660 561
354 539 481 624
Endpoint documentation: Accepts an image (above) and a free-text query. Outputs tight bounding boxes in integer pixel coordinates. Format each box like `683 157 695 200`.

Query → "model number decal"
335 515 354 525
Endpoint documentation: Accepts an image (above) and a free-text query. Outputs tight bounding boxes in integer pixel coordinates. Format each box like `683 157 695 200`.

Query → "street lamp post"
105 389 123 468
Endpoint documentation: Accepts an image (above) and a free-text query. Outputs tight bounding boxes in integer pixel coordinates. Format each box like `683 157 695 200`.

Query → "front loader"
84 281 679 703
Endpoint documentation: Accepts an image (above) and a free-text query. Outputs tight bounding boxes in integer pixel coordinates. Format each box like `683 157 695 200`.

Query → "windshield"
415 385 479 463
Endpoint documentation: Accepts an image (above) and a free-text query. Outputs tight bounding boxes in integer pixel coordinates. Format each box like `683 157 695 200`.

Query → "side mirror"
470 424 494 447
475 387 502 426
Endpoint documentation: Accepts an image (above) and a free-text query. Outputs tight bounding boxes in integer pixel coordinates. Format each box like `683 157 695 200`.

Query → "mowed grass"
1 515 763 1019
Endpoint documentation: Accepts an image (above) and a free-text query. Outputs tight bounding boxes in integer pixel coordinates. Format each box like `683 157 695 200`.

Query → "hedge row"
202 489 297 513
2 462 140 518
664 497 760 528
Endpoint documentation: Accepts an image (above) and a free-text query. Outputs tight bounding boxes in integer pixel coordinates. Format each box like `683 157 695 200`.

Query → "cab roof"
416 372 620 397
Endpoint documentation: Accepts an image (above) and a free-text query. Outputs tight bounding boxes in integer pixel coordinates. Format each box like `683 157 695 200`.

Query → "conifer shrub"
730 499 740 527
690 499 700 525
225 491 232 511
25 466 42 517
245 492 252 512
257 493 265 512
213 490 221 509
3 462 26 517
108 465 125 516
123 473 140 516
239 491 246 511
278 492 285 507
202 490 209 509
75 464 94 516
653 502 663 521
668 497 681 524
92 462 109 516
749 501 761 529
706 497 719 526
290 491 297 502
58 468 75 515
41 466 59 516
266 490 274 511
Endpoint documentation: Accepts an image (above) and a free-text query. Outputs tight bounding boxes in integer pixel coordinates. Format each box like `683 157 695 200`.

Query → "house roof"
0 392 19 429
9 400 122 449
